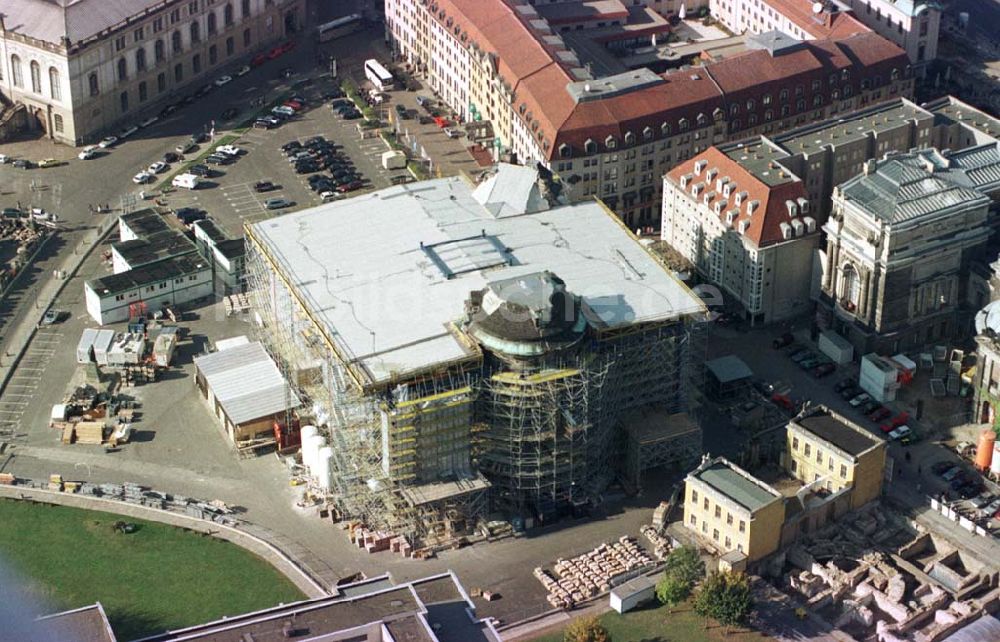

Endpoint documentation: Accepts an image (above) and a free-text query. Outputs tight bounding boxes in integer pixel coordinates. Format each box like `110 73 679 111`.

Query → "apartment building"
385 0 911 230
662 147 820 325
820 146 999 354
683 456 785 563
0 0 303 145
839 0 939 72
786 406 887 510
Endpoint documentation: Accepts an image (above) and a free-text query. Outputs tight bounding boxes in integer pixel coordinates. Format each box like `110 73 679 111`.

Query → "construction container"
106 333 146 367
381 150 407 170
976 429 996 471
153 332 177 367
76 328 99 363
92 329 115 366
818 330 853 364
859 353 899 402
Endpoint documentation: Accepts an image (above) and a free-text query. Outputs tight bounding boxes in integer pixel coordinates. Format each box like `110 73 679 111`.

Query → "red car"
283 100 304 111
771 393 795 411
886 412 909 429
278 41 296 54
433 116 449 128
869 407 892 422
251 53 268 67
267 46 284 60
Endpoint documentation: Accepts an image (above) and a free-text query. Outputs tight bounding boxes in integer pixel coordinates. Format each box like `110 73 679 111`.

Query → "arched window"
29 60 41 93
139 81 148 102
136 47 147 72
207 12 217 35
174 63 183 82
241 0 250 17
243 28 251 47
120 90 129 113
48 67 61 100
192 54 201 73
53 114 64 133
224 3 234 26
88 72 99 96
172 30 183 53
117 58 128 81
226 37 235 56
191 21 200 43
155 39 165 62
11 55 24 87
840 264 860 310
209 44 218 65
157 72 166 92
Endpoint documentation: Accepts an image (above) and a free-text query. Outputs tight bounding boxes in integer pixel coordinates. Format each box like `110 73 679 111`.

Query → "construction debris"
534 536 654 609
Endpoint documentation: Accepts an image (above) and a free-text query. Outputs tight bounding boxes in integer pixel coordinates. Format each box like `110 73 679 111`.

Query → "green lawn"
0 499 305 641
531 600 772 642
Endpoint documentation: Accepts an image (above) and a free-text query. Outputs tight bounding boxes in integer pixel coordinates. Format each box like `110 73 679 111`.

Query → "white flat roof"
250 171 703 387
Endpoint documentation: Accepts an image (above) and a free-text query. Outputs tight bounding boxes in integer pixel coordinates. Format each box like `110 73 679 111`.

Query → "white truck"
381 150 407 170
172 173 201 190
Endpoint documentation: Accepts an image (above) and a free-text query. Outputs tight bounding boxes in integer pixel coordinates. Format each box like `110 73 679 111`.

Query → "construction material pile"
224 293 251 316
534 536 654 608
640 524 671 560
347 523 412 558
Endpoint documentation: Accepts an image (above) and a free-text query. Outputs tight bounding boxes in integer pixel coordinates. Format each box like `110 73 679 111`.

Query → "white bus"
317 14 362 42
364 59 394 91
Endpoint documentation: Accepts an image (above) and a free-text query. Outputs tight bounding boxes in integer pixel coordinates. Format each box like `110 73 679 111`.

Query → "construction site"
243 164 707 549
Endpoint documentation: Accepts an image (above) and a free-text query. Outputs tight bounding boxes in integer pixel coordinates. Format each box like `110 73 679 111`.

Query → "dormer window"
642 126 653 140
696 113 707 126
559 143 571 158
661 122 671 136
584 138 597 154
679 118 689 131
605 135 617 150
624 131 635 146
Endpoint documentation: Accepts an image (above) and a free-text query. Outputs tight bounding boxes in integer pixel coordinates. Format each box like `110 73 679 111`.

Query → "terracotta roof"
765 0 871 39
666 147 810 247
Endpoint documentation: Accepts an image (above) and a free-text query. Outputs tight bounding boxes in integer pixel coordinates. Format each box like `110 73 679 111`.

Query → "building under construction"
244 164 706 545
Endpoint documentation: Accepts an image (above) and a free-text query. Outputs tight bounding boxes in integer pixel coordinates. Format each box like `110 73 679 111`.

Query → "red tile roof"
666 148 810 247
420 0 908 161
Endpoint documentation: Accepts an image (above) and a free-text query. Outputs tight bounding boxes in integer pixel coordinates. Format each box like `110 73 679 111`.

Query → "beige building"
0 0 303 145
683 456 785 563
785 406 887 510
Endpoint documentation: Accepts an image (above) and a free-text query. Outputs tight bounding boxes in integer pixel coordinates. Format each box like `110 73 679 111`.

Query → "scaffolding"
244 223 707 543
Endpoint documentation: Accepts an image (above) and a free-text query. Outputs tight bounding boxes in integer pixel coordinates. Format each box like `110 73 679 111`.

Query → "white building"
0 0 304 145
662 146 819 324
85 254 212 324
839 0 939 72
193 218 245 292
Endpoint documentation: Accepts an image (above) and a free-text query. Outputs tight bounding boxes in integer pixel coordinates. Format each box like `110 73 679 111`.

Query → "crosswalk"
0 328 61 442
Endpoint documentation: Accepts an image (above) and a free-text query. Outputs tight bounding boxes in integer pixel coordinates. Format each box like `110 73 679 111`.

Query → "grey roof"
86 254 208 297
36 603 117 642
1 0 165 45
693 461 781 513
249 167 704 388
471 163 550 217
609 574 656 601
745 30 805 56
839 149 991 223
941 615 1000 642
705 354 753 384
796 412 880 457
193 341 298 425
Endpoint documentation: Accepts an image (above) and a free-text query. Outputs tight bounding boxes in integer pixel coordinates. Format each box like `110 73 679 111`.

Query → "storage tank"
975 428 996 471
299 426 318 469
316 446 334 490
302 434 325 473
991 441 1000 476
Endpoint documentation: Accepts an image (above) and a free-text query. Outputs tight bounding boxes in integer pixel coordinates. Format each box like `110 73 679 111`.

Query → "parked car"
0 154 9 163
282 141 302 152
159 104 179 118
888 425 912 441
98 136 118 149
196 83 214 97
265 197 292 210
869 406 892 422
12 159 33 169
176 140 197 154
772 333 794 349
162 151 181 163
272 106 296 118
970 494 994 509
216 145 243 156
214 75 233 87
147 161 168 174
139 116 159 128
119 125 139 139
443 127 462 139
337 180 364 193
812 363 836 378
41 309 63 325
940 466 962 481
320 190 340 202
78 146 98 160
848 392 871 407
205 155 232 165
254 180 277 193
860 400 880 414
236 65 251 76
789 349 813 363
132 171 153 184
251 53 268 67
253 118 276 129
834 379 856 393
173 207 205 224
187 164 211 177
839 385 861 400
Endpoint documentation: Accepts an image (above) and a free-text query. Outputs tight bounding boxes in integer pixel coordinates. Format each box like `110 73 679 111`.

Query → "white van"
172 173 201 190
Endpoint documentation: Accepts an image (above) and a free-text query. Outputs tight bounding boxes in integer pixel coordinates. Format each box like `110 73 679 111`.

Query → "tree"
564 615 610 642
655 573 691 606
693 570 754 628
662 546 705 587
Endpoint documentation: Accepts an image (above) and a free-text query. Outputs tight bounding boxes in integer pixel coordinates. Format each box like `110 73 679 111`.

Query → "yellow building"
683 457 785 563
785 406 887 510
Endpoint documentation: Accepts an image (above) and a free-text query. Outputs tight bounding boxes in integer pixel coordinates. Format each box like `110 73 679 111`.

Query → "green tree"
693 570 754 628
662 546 705 587
564 615 610 642
655 573 691 606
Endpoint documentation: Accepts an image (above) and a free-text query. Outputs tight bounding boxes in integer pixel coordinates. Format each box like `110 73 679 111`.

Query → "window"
134 26 145 42
714 506 721 518
691 490 698 503
88 72 99 95
779 89 788 101
173 30 183 53
712 529 719 542
157 72 166 92
840 464 847 478
243 28 251 47
189 1 199 14
207 12 217 35
226 36 235 56
30 60 41 93
192 54 201 73
726 513 733 525
191 21 201 43
739 520 745 533
115 36 126 51
746 98 755 111
154 17 164 32
53 114 63 132
804 444 811 457
242 0 251 17
762 93 772 105
155 39 165 62
139 81 148 102
209 45 218 65
690 514 696 525
816 449 822 464
171 9 181 23
792 437 799 450
790 460 798 472
48 67 61 100
703 498 709 510
224 3 234 26
136 47 147 72
764 109 773 121
120 90 129 113
174 63 183 82
725 536 731 549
